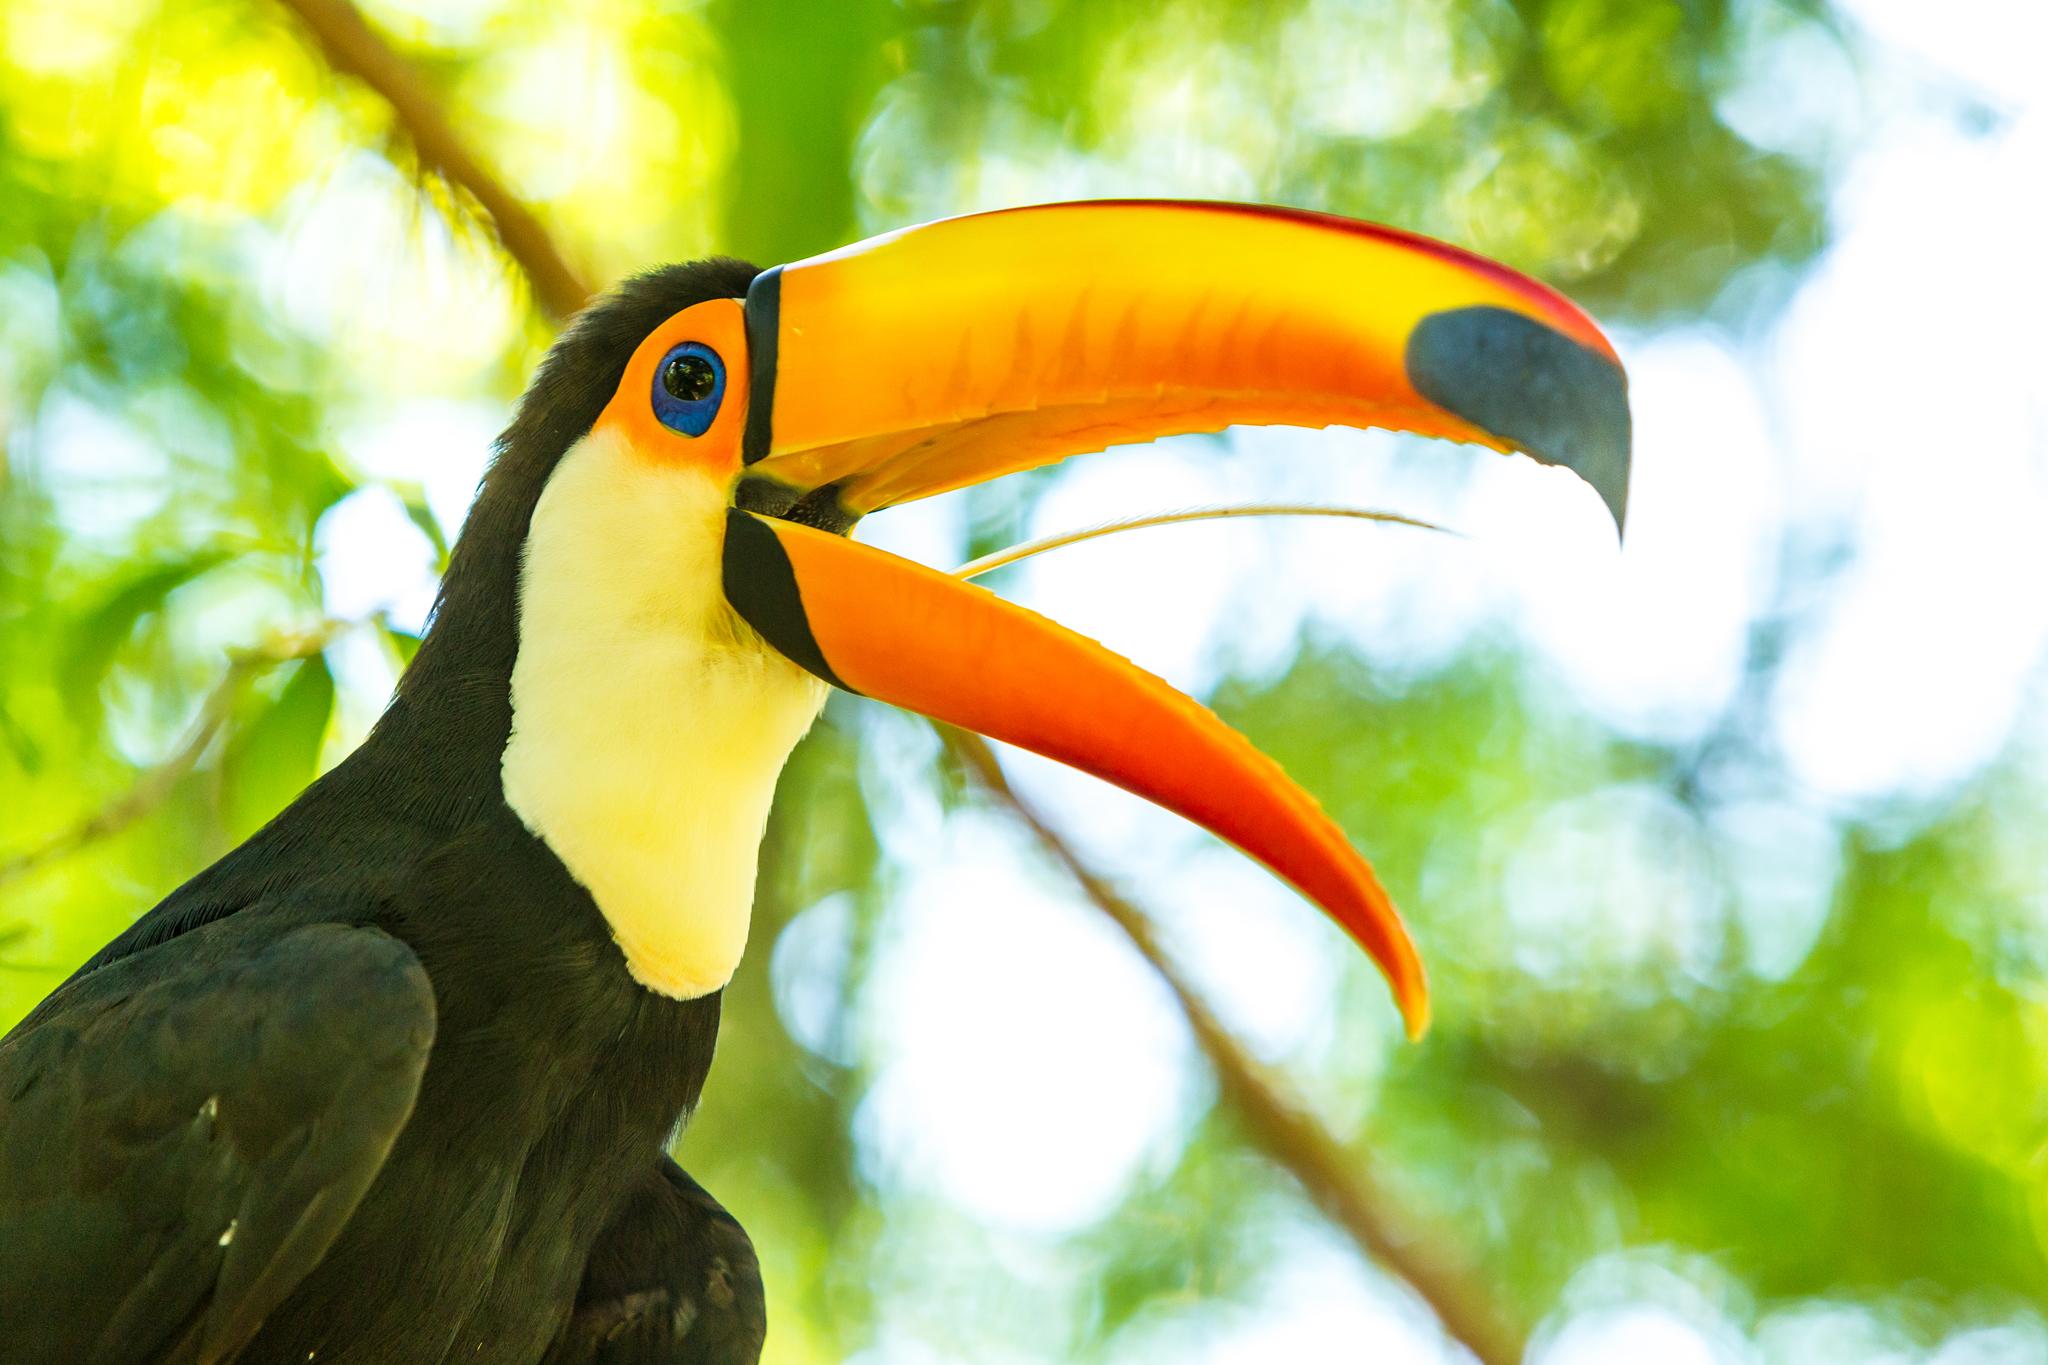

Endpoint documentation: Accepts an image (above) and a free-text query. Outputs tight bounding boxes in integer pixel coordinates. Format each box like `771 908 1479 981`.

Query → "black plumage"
0 259 768 1364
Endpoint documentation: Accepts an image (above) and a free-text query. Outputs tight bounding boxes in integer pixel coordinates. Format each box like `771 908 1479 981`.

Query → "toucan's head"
478 200 1630 1035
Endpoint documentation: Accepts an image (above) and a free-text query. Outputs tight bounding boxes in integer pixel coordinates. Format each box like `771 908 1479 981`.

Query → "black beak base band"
741 266 782 467
721 508 850 692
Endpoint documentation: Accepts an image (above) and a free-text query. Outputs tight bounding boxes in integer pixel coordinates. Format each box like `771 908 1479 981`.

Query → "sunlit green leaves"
56 550 231 728
860 0 1839 323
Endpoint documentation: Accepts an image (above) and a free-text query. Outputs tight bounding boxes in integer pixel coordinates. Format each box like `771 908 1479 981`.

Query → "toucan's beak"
723 200 1633 1038
736 199 1629 531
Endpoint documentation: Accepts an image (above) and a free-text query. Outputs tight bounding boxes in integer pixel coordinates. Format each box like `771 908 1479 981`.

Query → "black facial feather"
409 257 762 701
67 259 760 980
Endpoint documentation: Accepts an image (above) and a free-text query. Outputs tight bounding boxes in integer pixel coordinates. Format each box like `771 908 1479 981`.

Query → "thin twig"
0 625 341 890
271 0 595 321
942 727 1521 1365
951 504 1456 581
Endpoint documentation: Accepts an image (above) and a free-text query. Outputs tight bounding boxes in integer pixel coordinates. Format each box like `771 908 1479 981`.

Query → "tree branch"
272 0 595 321
264 13 1518 1357
941 727 1521 1365
0 625 341 890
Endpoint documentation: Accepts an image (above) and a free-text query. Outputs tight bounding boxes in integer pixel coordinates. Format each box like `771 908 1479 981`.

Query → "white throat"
501 430 828 998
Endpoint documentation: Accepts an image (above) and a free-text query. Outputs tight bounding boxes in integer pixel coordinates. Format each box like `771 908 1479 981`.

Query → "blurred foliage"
1 0 2037 1362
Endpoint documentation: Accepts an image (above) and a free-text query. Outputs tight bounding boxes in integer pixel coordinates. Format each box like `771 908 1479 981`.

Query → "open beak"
724 200 1633 1039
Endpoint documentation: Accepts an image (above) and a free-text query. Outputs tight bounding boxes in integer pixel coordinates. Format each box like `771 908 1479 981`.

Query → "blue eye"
651 341 725 437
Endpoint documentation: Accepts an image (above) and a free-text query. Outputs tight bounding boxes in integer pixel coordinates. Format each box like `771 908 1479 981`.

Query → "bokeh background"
4 0 2047 1360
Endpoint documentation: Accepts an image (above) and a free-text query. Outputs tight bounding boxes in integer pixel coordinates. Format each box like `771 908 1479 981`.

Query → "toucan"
0 200 1629 1364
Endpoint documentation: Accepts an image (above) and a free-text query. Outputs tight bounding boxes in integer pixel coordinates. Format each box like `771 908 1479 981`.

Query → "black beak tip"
1405 305 1632 540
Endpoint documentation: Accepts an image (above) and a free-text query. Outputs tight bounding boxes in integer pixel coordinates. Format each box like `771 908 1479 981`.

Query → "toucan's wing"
541 1156 766 1365
0 915 435 1365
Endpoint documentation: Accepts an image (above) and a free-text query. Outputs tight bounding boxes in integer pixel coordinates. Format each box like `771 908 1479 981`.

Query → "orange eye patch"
596 297 752 477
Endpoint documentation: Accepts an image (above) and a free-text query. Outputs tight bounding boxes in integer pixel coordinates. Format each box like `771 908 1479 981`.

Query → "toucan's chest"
240 814 721 1364
498 431 826 1002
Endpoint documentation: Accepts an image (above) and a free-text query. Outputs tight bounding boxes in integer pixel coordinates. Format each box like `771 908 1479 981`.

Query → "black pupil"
663 352 717 403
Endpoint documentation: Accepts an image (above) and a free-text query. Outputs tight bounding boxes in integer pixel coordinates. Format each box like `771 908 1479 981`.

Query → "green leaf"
220 654 335 839
381 623 422 667
0 695 44 775
58 550 234 726
393 481 450 572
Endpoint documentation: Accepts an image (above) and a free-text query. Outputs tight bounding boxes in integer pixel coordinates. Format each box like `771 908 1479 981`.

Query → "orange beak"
723 200 1633 1039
